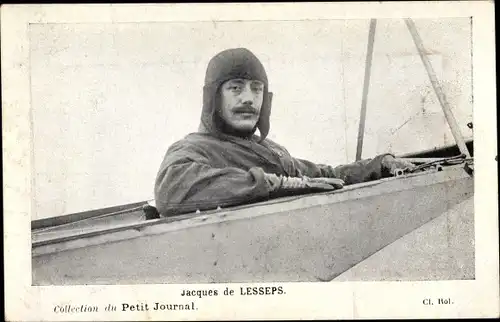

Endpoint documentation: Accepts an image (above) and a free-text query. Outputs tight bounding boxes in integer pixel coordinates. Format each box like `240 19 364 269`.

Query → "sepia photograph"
30 16 474 285
2 2 498 321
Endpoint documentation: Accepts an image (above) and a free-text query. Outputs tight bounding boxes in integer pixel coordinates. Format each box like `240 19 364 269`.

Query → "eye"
250 81 264 92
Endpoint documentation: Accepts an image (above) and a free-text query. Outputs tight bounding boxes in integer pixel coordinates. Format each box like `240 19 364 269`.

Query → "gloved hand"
304 176 345 189
381 155 416 175
265 173 344 193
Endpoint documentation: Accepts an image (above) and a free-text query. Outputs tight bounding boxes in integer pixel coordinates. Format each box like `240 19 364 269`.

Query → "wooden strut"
404 18 471 158
356 19 377 161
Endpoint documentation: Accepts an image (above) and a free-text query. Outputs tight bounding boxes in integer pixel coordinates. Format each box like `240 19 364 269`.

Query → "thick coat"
154 131 390 217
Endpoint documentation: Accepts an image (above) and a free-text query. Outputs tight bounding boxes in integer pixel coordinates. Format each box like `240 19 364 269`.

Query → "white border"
2 2 498 320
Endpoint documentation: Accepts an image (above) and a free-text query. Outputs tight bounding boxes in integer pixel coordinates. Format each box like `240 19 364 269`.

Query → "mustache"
233 106 258 114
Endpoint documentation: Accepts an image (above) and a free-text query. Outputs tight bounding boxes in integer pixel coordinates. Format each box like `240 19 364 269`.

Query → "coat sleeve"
291 154 393 185
154 142 274 217
264 139 393 185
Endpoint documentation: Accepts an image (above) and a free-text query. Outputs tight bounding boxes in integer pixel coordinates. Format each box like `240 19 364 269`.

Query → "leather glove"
265 173 344 193
381 155 416 175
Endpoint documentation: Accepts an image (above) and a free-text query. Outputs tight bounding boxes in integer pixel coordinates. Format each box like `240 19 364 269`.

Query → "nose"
239 87 254 105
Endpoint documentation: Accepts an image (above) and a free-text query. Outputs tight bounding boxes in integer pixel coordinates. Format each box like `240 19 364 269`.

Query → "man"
154 48 414 217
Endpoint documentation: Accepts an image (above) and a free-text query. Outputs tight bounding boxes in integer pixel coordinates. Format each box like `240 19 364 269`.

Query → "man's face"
219 78 264 133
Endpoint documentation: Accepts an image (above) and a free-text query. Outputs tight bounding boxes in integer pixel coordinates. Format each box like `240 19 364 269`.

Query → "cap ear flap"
257 91 273 142
199 85 217 133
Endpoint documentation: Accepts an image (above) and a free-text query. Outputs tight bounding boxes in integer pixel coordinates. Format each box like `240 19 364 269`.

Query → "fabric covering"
154 48 391 217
